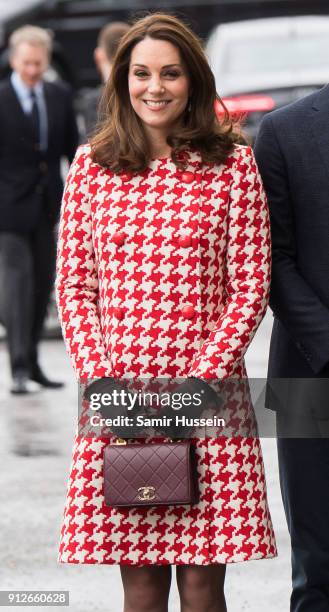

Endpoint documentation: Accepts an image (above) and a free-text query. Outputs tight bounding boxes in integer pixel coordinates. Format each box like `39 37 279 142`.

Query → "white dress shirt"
11 71 48 151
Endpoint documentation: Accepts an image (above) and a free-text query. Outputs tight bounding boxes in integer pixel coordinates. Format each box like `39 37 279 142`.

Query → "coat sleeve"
187 146 271 380
55 145 114 381
254 113 329 374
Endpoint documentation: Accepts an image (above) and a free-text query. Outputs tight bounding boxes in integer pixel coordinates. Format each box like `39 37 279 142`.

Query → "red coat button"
181 305 196 319
113 307 124 320
181 171 194 183
121 172 132 182
112 231 126 246
178 234 193 248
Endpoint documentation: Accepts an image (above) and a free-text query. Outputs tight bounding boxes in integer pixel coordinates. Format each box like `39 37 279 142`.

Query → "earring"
187 98 192 113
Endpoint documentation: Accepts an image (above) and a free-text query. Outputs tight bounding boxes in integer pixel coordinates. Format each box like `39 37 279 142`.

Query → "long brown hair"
91 12 242 173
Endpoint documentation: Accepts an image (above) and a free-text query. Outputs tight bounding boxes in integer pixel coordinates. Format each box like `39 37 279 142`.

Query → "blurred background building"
1 0 329 90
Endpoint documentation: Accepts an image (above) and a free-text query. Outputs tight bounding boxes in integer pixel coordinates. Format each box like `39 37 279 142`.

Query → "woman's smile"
128 36 190 144
143 99 171 110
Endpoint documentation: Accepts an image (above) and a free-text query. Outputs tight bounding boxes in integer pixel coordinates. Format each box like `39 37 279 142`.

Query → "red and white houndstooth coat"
55 142 277 565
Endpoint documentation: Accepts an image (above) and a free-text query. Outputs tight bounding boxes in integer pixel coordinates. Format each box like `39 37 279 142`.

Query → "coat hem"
57 552 277 566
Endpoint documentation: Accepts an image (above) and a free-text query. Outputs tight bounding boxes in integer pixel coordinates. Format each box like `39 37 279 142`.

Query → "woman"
56 12 277 612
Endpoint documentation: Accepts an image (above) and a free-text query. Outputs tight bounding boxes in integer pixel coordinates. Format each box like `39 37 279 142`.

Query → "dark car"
207 15 329 141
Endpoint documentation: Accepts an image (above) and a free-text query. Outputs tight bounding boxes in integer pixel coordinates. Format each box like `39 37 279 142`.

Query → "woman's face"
128 36 190 139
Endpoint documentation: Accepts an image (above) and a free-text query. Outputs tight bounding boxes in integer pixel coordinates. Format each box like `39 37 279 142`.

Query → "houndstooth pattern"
55 144 277 564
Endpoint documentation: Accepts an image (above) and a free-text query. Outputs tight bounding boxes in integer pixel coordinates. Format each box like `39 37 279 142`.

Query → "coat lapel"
310 84 329 179
44 82 54 148
8 81 34 139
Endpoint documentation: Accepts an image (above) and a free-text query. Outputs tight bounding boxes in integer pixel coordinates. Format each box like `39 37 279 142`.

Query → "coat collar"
311 83 329 112
8 78 55 147
43 81 56 145
178 146 203 172
7 80 36 140
310 84 329 180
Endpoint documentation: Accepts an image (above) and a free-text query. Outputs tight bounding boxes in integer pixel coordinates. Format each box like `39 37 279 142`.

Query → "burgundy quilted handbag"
104 439 199 507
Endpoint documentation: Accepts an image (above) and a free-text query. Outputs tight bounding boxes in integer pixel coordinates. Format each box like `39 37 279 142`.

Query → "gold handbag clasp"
112 438 127 445
137 486 156 501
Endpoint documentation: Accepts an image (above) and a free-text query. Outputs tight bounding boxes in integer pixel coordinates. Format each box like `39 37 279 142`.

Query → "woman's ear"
94 47 106 71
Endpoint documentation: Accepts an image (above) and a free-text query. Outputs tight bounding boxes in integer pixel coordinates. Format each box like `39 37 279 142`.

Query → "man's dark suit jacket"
254 85 329 409
80 85 103 139
0 78 79 232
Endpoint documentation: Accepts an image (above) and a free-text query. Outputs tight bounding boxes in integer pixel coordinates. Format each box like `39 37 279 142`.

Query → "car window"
221 34 329 74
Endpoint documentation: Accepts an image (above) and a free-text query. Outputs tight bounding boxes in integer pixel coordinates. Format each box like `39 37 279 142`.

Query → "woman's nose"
147 78 165 94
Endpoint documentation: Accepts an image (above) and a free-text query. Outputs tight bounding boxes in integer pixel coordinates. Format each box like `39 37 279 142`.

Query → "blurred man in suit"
0 25 79 393
81 21 129 138
255 88 329 611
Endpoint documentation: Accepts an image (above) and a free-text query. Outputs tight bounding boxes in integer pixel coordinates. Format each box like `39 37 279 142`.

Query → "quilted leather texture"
55 144 277 565
104 441 199 506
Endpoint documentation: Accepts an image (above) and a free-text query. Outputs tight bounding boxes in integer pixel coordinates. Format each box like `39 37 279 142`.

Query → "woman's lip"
142 100 171 111
143 100 171 104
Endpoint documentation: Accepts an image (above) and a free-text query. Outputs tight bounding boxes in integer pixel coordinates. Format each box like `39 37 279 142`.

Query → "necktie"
30 89 40 147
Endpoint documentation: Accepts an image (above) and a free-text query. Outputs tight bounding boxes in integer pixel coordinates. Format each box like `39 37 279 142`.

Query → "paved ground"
0 311 291 611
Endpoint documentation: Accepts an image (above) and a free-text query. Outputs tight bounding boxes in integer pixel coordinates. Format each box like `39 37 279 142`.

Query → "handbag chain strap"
111 437 181 445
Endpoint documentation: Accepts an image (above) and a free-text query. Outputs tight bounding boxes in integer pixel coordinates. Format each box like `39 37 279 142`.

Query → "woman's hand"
156 378 222 438
83 377 145 438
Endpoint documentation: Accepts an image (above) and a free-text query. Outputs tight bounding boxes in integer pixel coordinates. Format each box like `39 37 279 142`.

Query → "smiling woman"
56 11 276 612
127 37 190 159
90 12 242 172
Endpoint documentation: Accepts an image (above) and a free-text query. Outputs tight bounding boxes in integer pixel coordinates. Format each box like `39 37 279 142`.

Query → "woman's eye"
133 69 181 78
164 71 180 78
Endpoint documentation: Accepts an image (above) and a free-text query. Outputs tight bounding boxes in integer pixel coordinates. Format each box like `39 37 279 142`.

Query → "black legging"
120 564 227 612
